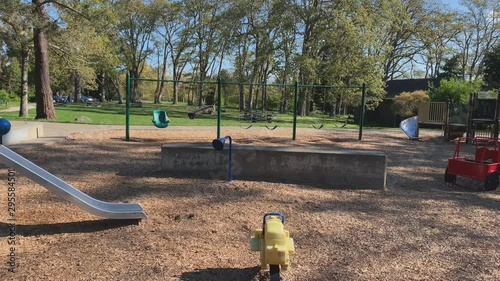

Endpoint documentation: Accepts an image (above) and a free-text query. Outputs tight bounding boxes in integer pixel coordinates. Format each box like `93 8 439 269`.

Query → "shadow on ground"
180 266 262 281
0 219 139 237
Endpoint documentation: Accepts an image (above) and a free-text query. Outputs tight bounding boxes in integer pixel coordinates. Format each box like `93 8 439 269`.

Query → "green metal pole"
358 83 366 141
293 81 299 140
217 77 222 139
126 72 131 141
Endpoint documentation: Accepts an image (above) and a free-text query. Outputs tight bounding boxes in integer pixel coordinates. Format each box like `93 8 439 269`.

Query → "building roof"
385 78 440 99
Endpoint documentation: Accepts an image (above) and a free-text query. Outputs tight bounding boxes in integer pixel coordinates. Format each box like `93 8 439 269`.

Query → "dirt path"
0 103 36 113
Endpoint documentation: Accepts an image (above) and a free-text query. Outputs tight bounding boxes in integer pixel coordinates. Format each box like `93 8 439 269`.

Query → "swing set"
305 85 358 130
124 74 367 141
239 110 278 130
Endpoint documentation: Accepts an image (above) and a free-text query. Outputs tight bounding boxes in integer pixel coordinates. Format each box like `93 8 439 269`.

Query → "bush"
392 90 429 117
0 89 20 103
0 88 27 104
8 93 20 103
28 88 36 102
429 78 482 103
0 89 10 102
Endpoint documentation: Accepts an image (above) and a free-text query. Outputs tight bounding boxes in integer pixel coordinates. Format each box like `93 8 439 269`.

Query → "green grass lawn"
0 101 360 128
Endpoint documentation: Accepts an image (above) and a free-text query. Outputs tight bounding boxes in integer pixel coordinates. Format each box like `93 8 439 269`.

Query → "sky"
440 0 467 11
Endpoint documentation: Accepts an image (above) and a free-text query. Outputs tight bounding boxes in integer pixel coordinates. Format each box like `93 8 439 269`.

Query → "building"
365 78 440 127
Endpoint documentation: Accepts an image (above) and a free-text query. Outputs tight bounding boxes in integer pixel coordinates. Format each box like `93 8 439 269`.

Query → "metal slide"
0 145 146 219
400 116 419 139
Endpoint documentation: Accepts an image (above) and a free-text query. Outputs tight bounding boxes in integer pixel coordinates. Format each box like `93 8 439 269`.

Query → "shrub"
0 89 22 103
392 90 429 117
0 89 10 102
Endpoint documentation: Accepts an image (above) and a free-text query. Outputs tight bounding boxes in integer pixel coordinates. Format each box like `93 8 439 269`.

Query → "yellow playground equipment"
251 212 295 281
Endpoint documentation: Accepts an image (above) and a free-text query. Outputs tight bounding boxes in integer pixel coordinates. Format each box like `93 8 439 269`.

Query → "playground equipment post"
217 77 222 139
126 72 131 141
293 81 299 140
358 83 366 141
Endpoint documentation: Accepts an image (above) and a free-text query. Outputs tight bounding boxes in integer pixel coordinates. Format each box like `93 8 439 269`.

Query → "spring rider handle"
262 212 285 225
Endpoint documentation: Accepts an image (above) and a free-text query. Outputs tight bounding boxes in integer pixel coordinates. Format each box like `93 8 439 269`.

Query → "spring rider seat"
250 212 295 281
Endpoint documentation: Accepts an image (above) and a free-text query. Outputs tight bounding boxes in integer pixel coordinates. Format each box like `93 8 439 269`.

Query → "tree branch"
38 0 91 21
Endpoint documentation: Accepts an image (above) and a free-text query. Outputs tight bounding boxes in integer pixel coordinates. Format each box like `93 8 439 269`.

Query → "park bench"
86 102 102 107
243 110 277 123
131 101 143 108
54 102 67 107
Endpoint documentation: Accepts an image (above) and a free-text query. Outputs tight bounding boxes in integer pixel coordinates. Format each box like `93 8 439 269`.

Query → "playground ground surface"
0 126 499 280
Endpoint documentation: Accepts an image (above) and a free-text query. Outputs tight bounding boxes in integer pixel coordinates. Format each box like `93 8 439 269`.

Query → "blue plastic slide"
400 116 419 139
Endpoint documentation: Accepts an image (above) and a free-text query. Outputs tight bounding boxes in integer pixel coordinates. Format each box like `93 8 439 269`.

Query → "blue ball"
0 118 11 136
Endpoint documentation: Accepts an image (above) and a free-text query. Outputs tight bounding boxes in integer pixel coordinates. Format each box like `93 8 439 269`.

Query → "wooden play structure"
405 92 500 140
415 101 466 140
466 92 500 140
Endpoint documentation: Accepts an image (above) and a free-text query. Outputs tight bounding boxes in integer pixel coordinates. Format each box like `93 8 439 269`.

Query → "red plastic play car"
445 137 499 191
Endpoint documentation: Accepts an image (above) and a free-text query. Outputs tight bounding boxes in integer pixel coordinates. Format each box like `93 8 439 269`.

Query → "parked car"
80 95 94 102
53 95 67 103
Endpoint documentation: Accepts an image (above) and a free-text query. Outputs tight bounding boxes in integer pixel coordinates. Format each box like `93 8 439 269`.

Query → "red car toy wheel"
484 172 499 191
444 167 457 184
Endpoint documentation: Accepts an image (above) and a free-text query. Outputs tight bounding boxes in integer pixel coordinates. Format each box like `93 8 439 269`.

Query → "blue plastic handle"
263 212 285 225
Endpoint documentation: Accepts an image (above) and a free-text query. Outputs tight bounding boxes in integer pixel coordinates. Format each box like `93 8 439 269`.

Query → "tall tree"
371 0 434 81
454 0 500 80
483 43 500 89
295 0 327 115
0 0 32 117
32 0 55 119
155 0 193 104
50 1 114 103
115 0 159 101
185 0 227 106
439 54 463 79
420 9 460 78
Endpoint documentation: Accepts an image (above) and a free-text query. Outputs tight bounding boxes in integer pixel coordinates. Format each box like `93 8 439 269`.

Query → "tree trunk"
300 88 307 116
129 69 139 101
254 88 260 111
248 84 254 110
155 41 169 104
112 76 123 104
97 72 105 102
239 83 245 111
172 81 179 104
19 49 29 118
33 0 55 119
74 71 81 102
198 82 204 106
153 51 161 104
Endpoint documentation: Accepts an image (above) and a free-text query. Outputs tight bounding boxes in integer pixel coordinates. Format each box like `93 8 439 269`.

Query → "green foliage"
2 0 497 119
392 90 429 117
483 44 500 89
429 78 482 104
0 57 21 93
0 89 10 101
440 54 462 79
0 88 19 102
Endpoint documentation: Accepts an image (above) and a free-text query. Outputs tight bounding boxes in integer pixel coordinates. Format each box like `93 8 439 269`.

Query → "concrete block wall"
2 123 43 145
161 143 386 190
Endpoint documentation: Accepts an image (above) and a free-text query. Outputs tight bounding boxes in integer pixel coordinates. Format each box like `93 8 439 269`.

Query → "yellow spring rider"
250 212 295 281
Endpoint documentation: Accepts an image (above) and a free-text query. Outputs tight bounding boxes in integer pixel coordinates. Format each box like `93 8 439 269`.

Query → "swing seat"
152 110 170 128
